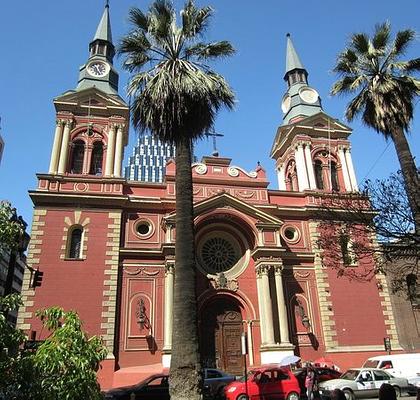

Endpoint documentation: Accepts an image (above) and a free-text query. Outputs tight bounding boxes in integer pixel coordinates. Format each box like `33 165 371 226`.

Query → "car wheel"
286 391 300 400
343 389 354 400
237 395 248 400
393 386 401 398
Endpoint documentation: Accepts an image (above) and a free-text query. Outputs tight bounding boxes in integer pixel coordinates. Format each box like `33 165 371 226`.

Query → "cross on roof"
205 128 224 157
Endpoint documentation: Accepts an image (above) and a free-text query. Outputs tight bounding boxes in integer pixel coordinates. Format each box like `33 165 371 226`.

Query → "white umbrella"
279 355 301 366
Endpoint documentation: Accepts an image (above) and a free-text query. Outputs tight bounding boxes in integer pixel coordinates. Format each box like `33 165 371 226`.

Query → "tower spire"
93 2 113 44
280 34 322 125
76 3 119 94
285 33 304 77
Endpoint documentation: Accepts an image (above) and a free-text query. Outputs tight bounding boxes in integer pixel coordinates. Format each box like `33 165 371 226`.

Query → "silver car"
318 368 410 400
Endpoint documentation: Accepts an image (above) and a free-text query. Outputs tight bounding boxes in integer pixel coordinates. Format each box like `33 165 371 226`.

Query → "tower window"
90 142 103 175
407 274 419 304
70 140 85 174
68 227 83 259
331 162 339 191
314 160 324 190
339 232 357 266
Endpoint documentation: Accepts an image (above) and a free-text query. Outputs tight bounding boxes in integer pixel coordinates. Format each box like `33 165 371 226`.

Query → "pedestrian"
331 389 346 400
305 365 315 400
378 383 397 400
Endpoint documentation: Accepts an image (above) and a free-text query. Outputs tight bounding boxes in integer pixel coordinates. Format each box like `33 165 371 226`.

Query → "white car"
318 368 410 400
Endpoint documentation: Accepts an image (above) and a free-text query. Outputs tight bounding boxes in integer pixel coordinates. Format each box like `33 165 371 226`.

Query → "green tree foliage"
331 22 420 234
0 202 24 251
33 307 107 400
119 1 235 399
0 300 107 399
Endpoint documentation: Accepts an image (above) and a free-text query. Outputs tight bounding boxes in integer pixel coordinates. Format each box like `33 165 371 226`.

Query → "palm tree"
331 22 420 234
118 1 235 399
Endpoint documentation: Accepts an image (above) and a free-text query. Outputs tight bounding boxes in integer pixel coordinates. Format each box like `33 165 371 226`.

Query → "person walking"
305 365 316 400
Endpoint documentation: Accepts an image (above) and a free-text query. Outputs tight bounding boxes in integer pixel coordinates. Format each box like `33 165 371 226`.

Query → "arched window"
70 140 85 174
314 160 324 190
331 162 339 191
68 228 83 259
89 142 103 175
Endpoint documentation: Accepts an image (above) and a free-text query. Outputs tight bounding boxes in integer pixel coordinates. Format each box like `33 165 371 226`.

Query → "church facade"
17 6 402 389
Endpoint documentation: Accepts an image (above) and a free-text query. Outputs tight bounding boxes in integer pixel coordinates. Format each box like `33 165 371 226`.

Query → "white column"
277 164 286 190
57 120 72 174
274 265 291 345
255 268 266 345
163 263 174 352
295 143 309 191
105 125 116 177
260 265 275 345
338 146 352 192
304 144 317 189
345 147 358 191
49 119 64 174
113 124 124 177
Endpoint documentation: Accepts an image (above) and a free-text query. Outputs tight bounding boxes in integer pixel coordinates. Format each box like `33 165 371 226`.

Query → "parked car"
103 374 170 400
224 365 301 400
103 368 235 400
294 367 342 397
363 353 420 395
318 368 411 400
203 368 236 399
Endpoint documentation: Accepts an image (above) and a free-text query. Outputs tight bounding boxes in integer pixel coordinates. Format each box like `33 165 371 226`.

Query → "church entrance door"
200 298 243 376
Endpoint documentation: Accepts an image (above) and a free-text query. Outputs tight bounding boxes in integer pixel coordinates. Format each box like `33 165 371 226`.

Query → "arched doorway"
199 297 243 375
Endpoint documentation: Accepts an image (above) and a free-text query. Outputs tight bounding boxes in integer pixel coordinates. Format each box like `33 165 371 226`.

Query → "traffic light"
32 269 44 288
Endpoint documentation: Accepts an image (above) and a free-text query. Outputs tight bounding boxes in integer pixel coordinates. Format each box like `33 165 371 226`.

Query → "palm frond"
181 1 213 38
345 90 369 121
127 7 149 32
334 49 359 74
148 0 175 41
184 41 235 60
331 75 366 95
390 58 420 73
393 29 416 55
372 22 390 51
351 32 370 55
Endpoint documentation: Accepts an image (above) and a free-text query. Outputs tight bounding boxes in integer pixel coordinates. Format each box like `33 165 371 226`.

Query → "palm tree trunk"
170 137 202 400
390 127 420 235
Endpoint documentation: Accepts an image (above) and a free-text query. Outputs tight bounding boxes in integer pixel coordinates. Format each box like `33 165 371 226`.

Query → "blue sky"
0 0 419 225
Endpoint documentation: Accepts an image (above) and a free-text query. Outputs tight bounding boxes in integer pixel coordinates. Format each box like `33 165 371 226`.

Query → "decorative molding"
228 166 258 178
194 163 208 175
124 267 160 276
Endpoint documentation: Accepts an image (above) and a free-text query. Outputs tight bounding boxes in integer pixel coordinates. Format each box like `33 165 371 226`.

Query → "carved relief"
209 272 239 292
235 190 256 199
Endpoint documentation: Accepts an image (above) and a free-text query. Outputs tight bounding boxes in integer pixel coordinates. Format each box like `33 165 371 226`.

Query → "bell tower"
47 3 129 178
271 34 358 193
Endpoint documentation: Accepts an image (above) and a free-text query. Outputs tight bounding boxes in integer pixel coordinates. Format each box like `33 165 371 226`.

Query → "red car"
224 365 301 400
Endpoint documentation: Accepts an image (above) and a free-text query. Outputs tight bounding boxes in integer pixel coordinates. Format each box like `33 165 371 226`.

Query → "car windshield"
238 370 257 382
341 370 360 381
363 360 379 368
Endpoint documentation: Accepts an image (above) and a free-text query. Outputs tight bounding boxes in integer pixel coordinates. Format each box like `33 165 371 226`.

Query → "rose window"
201 237 241 273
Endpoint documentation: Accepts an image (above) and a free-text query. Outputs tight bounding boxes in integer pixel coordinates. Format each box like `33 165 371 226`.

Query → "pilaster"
308 221 338 350
100 211 122 355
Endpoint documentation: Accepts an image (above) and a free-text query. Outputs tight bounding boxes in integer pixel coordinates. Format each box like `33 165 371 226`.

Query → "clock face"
281 94 291 113
299 87 319 104
87 61 109 77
